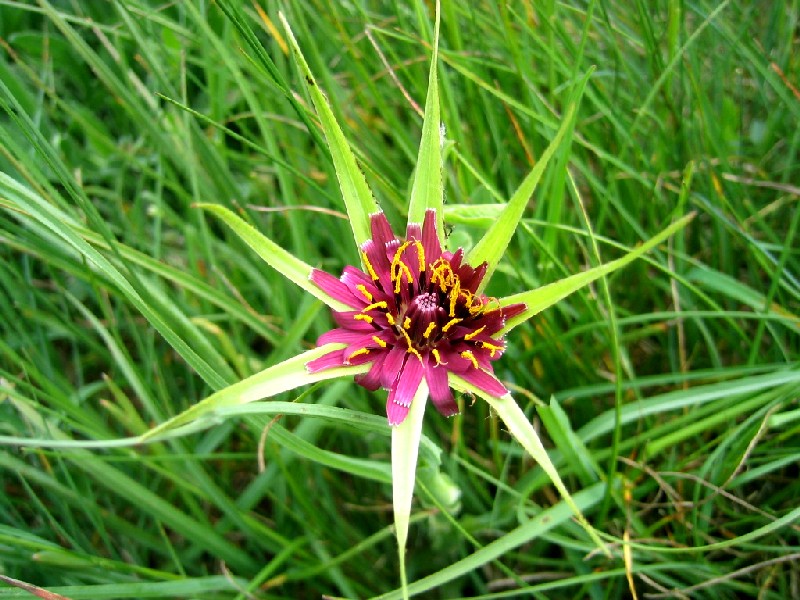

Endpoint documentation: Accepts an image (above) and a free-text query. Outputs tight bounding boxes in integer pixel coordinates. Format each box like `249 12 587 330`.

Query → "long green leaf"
140 345 369 441
449 375 610 555
500 212 696 333
279 12 378 247
198 203 350 311
406 0 443 240
391 381 429 600
467 72 589 293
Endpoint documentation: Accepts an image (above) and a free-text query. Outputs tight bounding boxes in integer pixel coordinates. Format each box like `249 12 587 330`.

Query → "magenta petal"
370 212 396 246
458 367 508 397
317 328 371 346
421 209 442 259
442 350 472 374
310 269 361 308
386 356 424 425
381 346 407 389
332 310 382 331
448 248 464 271
361 239 394 293
501 302 527 321
389 357 424 406
386 400 410 426
355 353 386 391
341 267 385 304
425 360 458 417
461 261 487 292
406 223 422 241
306 348 346 373
345 349 379 366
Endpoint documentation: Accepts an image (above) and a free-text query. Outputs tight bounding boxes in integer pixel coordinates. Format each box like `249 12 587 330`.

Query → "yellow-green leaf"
140 345 369 441
280 12 378 247
198 203 351 312
449 375 610 556
391 381 429 599
407 0 443 241
467 72 590 294
500 212 696 334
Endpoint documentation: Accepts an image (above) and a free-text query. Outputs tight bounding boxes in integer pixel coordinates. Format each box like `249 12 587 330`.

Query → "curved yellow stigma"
363 301 388 312
460 350 479 369
423 322 437 339
361 251 379 281
480 340 504 357
356 284 373 302
354 314 373 323
448 279 461 317
432 348 443 365
347 347 370 362
442 317 462 333
430 259 455 292
372 335 388 348
390 241 423 294
464 326 486 341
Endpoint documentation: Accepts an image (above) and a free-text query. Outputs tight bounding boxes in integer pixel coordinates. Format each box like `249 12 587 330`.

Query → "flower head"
307 209 525 425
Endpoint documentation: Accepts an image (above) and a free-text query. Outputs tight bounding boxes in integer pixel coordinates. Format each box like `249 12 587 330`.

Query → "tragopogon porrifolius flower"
308 210 526 425
138 4 693 596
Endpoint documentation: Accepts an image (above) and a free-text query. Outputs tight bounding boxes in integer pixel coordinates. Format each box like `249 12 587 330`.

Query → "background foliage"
1 0 798 598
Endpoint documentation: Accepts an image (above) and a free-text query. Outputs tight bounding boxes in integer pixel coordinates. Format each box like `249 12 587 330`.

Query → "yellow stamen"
348 347 370 361
356 284 373 302
372 335 387 348
462 290 476 309
480 341 504 357
361 251 379 281
423 322 437 339
386 313 396 326
430 259 454 292
460 350 479 369
363 301 388 312
390 242 414 293
396 325 421 359
449 280 460 317
392 264 413 294
432 348 443 365
442 318 462 332
403 317 411 330
464 326 486 341
354 314 373 323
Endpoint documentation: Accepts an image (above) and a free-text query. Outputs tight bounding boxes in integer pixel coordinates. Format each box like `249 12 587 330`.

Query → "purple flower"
307 209 525 425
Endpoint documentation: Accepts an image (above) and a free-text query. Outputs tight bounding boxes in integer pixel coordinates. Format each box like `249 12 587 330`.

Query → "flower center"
412 292 438 313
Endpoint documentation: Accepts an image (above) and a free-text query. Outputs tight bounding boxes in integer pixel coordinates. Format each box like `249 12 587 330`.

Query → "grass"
1 0 798 598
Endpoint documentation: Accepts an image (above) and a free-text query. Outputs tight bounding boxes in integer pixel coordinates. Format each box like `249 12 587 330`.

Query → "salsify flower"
135 6 693 598
307 209 525 425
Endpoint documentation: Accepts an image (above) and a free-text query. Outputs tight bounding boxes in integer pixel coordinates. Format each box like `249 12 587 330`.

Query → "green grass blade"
279 12 378 247
374 481 607 599
0 174 231 390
